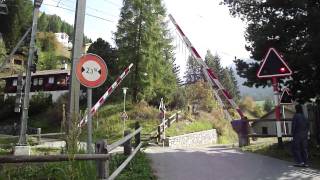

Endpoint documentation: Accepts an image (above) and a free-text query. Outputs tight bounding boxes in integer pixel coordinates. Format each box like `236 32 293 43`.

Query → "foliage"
38 13 91 43
0 38 6 64
0 152 155 180
87 38 120 103
110 152 156 180
115 0 177 103
168 87 187 109
29 92 53 116
223 0 320 102
184 55 202 84
205 51 240 101
0 0 33 50
165 119 213 137
239 96 265 118
186 80 217 112
264 98 274 112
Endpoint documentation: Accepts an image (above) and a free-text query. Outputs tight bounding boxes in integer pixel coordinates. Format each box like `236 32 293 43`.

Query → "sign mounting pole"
272 77 283 147
76 53 107 153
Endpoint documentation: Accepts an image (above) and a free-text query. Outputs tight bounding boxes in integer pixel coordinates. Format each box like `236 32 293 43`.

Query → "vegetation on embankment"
0 151 154 180
242 140 320 169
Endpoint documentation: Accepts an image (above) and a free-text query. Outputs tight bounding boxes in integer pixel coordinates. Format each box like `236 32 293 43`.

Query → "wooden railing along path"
149 111 181 143
0 122 142 180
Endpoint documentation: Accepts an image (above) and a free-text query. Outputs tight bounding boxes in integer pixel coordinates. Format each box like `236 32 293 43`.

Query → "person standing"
292 104 309 167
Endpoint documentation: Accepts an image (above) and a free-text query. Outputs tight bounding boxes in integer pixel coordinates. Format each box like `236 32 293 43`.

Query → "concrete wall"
165 129 217 148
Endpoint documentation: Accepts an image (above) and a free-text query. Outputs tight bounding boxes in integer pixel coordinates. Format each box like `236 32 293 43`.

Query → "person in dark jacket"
291 104 309 167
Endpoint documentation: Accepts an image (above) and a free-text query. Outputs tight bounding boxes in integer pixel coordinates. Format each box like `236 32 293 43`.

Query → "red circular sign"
76 53 107 88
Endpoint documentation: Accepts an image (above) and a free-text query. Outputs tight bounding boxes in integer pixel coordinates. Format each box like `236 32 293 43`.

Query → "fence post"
167 118 171 127
157 125 161 143
176 113 179 122
37 128 41 144
95 140 109 179
124 130 132 156
135 122 141 148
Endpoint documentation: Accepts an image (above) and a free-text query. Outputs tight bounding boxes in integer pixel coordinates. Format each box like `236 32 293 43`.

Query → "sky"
41 0 250 78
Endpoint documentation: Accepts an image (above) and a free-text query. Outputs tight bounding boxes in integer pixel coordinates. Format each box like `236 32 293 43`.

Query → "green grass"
165 119 213 137
242 140 320 169
0 151 154 180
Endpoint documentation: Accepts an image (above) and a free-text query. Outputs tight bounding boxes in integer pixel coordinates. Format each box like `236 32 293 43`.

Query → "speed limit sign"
76 53 107 88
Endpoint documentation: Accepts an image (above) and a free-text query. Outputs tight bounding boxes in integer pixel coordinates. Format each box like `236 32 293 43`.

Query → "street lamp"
34 0 43 8
121 87 129 132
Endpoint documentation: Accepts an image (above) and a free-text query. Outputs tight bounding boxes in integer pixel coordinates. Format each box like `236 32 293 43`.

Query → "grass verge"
242 140 320 169
0 151 154 180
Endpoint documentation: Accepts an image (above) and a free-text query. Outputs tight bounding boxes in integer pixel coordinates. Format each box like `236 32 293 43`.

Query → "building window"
57 77 66 85
262 127 268 135
33 78 38 86
39 78 43 85
48 77 55 84
12 79 17 86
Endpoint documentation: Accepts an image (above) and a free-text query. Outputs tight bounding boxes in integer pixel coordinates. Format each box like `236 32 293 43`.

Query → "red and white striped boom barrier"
78 63 134 127
169 14 244 119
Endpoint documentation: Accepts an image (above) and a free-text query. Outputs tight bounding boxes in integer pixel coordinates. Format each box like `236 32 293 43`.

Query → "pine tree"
38 12 49 32
184 55 202 84
205 50 224 79
0 0 33 50
87 38 119 102
228 67 240 101
115 0 177 103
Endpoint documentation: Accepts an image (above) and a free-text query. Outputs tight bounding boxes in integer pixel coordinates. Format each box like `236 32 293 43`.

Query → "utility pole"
17 0 42 145
67 0 87 133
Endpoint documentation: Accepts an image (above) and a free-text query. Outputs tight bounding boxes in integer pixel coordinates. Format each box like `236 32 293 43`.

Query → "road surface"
145 146 320 180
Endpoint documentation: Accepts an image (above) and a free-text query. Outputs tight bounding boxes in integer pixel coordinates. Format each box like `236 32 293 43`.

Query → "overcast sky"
41 0 250 78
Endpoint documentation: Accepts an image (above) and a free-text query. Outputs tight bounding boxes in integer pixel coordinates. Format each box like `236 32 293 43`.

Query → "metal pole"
87 88 93 153
282 105 287 135
18 2 41 145
272 77 283 147
68 0 86 134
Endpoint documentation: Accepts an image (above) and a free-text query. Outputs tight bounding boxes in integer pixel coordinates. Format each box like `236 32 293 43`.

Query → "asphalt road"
145 146 320 180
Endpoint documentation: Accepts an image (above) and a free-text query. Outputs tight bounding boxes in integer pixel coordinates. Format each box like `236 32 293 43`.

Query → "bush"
168 88 187 109
29 92 52 115
186 80 217 112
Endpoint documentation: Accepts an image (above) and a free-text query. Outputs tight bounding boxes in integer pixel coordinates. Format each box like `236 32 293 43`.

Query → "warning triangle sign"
257 48 292 78
280 88 293 105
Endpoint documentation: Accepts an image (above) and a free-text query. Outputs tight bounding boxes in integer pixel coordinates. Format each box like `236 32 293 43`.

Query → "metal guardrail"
0 122 142 180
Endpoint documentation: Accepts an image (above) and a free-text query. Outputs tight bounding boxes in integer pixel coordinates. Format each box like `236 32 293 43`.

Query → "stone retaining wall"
165 129 217 148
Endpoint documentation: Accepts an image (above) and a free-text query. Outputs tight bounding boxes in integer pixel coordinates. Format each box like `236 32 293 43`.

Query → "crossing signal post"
257 48 293 147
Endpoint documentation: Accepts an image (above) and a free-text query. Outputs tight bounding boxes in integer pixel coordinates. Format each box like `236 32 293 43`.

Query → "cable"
42 3 115 22
49 0 119 18
103 0 121 8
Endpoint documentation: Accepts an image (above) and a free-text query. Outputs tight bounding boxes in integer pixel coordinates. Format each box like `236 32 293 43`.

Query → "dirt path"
145 146 320 180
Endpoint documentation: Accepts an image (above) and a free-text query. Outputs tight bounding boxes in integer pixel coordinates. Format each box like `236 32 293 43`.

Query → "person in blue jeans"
292 104 309 167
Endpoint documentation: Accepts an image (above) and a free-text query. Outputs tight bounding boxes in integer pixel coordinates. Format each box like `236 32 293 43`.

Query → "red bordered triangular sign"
257 48 292 78
280 88 293 105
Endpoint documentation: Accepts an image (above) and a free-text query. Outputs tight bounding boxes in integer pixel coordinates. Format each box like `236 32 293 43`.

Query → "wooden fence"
152 111 180 143
0 122 142 180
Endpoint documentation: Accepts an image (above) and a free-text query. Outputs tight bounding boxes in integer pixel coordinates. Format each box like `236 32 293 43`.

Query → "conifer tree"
115 0 177 103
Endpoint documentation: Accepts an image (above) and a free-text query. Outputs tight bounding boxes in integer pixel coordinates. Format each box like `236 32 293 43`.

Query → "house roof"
0 69 70 79
260 106 295 119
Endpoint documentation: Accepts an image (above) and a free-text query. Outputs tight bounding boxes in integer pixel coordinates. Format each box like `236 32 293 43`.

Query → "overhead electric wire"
42 3 115 22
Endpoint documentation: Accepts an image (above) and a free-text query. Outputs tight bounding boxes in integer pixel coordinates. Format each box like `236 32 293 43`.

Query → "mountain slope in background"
230 63 273 101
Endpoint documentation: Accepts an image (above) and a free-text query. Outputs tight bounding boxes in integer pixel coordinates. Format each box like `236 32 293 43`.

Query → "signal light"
280 67 286 73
